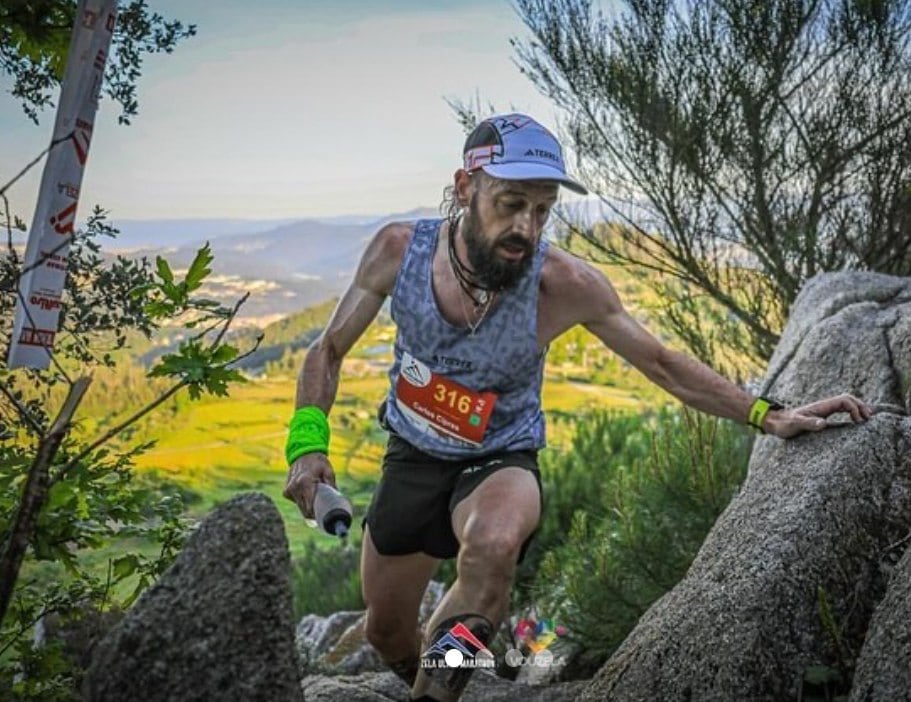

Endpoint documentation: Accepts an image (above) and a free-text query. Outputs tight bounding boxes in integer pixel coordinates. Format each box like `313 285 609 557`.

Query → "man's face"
460 174 559 291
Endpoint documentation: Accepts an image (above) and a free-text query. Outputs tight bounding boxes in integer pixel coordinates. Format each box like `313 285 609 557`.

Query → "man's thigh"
450 461 542 558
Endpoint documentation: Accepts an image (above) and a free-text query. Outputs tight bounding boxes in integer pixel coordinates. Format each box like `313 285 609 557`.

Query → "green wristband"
747 396 783 434
286 406 330 465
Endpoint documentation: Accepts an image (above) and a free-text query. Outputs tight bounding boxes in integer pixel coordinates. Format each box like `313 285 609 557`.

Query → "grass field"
125 363 666 558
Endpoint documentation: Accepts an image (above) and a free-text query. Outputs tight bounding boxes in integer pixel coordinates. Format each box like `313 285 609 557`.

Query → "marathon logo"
18 327 56 347
71 119 93 165
29 294 62 312
38 250 67 272
524 148 560 163
49 203 78 235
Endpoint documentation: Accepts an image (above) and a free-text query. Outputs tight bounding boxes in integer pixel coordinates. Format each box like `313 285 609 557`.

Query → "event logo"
515 617 567 653
421 620 494 670
49 202 78 235
400 352 431 388
70 119 94 166
505 616 568 668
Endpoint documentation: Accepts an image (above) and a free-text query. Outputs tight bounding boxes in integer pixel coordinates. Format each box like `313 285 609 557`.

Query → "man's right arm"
283 222 410 517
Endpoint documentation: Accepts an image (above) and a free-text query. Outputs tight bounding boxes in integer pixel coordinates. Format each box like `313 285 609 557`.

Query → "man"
283 113 872 702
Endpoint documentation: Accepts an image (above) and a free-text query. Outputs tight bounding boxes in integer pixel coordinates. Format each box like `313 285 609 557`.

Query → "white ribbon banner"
7 0 119 369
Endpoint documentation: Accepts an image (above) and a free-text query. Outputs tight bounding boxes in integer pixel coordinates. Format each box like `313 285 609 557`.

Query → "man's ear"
453 169 473 208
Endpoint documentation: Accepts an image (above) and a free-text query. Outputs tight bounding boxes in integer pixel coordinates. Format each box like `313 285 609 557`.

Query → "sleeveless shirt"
383 218 547 459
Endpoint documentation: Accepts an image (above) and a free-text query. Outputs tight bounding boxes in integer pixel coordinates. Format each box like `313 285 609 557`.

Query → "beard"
460 196 535 292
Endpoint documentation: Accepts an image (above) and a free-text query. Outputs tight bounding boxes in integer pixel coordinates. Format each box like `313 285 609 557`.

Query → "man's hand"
283 453 336 520
764 393 875 439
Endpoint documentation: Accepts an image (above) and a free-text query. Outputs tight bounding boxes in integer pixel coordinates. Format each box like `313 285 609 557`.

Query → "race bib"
395 352 497 446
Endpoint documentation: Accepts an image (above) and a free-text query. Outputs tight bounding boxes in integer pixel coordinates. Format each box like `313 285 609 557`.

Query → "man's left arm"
569 260 873 438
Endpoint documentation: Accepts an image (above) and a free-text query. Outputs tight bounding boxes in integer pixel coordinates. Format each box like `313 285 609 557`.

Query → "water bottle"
310 483 353 538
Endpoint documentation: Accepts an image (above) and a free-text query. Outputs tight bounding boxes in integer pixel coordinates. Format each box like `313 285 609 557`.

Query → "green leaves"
148 339 245 399
112 554 140 580
1 210 250 698
155 255 174 285
3 0 196 124
184 243 213 292
143 243 250 398
146 243 227 321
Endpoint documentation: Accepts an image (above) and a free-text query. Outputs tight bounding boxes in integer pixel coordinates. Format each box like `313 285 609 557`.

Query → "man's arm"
295 222 406 411
284 222 409 516
547 251 872 437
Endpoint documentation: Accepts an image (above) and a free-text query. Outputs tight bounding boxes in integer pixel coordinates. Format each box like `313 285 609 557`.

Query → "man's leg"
411 467 541 701
361 524 441 688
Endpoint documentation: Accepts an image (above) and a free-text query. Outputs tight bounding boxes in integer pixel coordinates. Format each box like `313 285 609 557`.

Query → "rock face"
581 272 911 701
850 544 911 701
83 493 303 702
301 670 588 702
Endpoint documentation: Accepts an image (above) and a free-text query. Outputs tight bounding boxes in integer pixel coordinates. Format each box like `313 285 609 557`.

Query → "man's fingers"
283 466 317 518
842 394 872 422
800 394 872 423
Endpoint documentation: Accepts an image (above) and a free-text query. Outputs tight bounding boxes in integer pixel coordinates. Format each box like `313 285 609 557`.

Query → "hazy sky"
0 0 584 224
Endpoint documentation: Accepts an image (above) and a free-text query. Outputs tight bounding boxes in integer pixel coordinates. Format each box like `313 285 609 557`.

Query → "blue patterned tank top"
383 218 547 459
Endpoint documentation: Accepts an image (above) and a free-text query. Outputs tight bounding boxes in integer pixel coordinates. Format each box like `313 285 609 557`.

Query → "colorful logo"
514 617 567 653
421 619 494 670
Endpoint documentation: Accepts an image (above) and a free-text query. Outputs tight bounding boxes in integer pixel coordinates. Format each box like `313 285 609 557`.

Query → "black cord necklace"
447 213 498 308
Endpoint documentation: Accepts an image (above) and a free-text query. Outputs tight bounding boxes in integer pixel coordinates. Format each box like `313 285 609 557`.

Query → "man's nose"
513 209 535 237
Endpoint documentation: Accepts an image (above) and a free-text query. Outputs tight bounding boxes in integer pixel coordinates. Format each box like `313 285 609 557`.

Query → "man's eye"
500 200 523 211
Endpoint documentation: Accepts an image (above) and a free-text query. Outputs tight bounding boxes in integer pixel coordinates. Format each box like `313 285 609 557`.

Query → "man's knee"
458 522 526 580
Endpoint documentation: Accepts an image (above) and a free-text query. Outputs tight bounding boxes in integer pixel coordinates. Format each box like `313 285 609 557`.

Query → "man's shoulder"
540 244 604 295
357 219 430 294
372 219 418 257
365 218 433 266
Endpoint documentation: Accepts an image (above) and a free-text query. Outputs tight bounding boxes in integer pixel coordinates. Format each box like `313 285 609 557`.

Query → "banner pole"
7 0 119 369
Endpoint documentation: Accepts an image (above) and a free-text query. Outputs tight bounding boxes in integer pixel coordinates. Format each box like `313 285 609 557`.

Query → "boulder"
580 271 911 701
301 670 588 701
83 492 303 702
849 539 911 701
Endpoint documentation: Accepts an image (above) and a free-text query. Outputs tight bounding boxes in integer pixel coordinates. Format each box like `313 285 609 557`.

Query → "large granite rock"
83 493 303 702
850 541 911 701
580 271 911 701
301 670 588 701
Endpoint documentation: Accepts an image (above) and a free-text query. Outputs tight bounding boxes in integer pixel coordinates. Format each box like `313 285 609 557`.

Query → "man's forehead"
484 177 560 199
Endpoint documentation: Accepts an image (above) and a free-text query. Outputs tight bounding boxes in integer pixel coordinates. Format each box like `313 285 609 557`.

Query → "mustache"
497 234 534 255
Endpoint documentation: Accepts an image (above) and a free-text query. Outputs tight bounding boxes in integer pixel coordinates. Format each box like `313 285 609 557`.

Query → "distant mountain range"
101 200 607 327
105 207 439 325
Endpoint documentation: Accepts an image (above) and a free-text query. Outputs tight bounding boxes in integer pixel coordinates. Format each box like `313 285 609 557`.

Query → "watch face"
761 396 784 410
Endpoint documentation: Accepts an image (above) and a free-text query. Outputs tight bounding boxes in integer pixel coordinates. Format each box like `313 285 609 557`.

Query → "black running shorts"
363 433 543 562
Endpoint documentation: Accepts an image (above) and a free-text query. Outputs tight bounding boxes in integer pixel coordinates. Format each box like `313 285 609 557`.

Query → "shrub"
290 536 364 619
532 407 753 670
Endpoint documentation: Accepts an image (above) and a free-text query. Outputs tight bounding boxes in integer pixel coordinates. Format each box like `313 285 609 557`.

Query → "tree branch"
0 376 91 629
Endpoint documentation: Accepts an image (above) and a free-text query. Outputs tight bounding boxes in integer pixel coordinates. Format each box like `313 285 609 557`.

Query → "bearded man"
283 113 872 702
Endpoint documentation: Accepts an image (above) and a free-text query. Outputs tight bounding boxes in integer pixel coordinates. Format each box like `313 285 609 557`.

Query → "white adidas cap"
462 113 588 195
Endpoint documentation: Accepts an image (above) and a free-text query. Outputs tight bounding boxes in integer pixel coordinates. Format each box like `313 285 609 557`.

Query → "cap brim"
481 163 588 195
